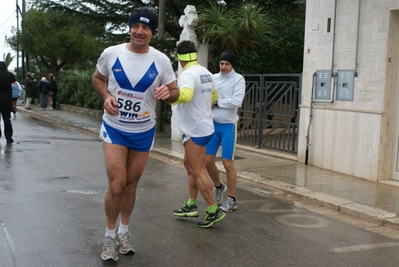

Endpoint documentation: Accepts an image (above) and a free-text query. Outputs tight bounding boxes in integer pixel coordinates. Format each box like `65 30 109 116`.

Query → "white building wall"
298 0 399 181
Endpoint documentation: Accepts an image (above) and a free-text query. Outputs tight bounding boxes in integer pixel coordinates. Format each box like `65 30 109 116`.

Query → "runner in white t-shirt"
172 40 226 228
92 7 179 262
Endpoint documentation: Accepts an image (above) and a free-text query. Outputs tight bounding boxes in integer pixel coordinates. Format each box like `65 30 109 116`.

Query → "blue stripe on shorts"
182 133 214 147
101 121 155 152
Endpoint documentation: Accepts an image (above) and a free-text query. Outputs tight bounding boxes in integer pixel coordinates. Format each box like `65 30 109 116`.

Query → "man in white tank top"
92 7 179 262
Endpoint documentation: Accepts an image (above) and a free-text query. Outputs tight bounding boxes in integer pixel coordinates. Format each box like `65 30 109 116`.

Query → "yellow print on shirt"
119 110 150 123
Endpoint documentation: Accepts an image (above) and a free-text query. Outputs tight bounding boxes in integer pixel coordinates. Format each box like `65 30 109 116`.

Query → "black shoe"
7 138 14 144
197 208 226 228
173 201 199 217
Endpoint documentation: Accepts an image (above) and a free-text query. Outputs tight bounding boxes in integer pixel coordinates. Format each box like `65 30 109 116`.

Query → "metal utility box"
336 69 355 102
314 70 333 102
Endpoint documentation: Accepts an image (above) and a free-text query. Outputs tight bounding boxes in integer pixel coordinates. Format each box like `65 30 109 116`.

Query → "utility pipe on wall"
331 0 338 77
354 0 361 77
305 72 317 165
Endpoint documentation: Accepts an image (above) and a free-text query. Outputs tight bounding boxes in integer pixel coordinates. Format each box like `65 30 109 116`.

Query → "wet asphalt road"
1 113 399 267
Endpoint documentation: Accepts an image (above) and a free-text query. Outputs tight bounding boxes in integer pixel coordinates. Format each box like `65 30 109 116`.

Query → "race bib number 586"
117 98 141 112
116 89 149 123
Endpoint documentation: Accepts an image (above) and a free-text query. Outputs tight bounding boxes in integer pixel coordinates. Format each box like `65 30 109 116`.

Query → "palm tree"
238 2 275 51
196 1 240 52
2 52 15 68
196 1 275 53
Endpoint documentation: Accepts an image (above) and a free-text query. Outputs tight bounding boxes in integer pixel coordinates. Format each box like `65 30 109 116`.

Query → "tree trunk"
156 0 166 132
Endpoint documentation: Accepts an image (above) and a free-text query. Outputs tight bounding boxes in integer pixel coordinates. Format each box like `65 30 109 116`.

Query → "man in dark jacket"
0 61 16 143
24 72 36 109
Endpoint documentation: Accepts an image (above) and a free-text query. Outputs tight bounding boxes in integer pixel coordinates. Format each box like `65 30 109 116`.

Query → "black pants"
1 111 13 141
52 92 57 109
40 93 48 108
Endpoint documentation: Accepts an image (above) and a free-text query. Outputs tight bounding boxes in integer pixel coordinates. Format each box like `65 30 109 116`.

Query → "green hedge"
56 69 173 124
57 69 103 110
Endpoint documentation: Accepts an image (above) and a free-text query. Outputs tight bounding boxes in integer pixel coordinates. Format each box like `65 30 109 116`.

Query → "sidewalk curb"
19 108 101 141
151 146 399 228
19 108 399 229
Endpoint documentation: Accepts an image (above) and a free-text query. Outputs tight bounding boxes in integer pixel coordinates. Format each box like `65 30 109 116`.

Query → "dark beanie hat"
0 61 6 70
220 51 236 68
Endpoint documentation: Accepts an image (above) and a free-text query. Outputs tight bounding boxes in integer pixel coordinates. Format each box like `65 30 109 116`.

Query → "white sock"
105 227 116 238
118 222 129 235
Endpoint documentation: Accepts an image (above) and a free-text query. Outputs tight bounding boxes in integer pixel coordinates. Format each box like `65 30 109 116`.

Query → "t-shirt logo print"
147 68 158 80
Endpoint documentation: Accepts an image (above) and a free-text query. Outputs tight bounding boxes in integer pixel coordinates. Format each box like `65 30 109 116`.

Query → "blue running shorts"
206 122 237 160
100 121 155 152
182 133 214 147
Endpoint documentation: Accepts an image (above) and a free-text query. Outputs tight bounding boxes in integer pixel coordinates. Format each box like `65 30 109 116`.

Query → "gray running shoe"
101 236 119 261
220 197 237 212
117 232 135 255
214 183 227 205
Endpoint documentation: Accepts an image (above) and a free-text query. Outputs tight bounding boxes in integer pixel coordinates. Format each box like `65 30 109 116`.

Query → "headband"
177 52 197 61
128 13 157 35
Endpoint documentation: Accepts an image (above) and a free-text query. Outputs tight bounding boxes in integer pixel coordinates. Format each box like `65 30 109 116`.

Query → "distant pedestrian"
11 79 23 117
38 77 50 109
49 74 58 109
25 72 36 109
0 61 16 143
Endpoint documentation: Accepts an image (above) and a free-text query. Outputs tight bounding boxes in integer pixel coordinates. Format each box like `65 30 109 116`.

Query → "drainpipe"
306 0 340 164
305 72 317 165
354 0 361 77
331 0 338 77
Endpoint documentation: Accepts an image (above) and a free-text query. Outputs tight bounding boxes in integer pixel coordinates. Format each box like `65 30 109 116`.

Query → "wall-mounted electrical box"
336 69 355 102
314 69 333 102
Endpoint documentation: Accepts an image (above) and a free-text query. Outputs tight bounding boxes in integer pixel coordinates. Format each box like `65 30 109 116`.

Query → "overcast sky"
0 0 20 70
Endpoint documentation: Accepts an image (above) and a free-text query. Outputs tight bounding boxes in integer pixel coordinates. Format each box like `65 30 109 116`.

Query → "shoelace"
118 233 130 246
226 198 234 206
204 210 218 221
104 237 116 249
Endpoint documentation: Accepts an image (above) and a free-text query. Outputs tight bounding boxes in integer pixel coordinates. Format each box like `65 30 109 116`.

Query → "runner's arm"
92 69 118 116
155 81 179 104
171 87 194 105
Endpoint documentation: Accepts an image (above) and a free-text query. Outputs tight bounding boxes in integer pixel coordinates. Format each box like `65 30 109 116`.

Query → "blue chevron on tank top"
112 58 158 92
